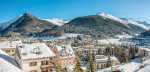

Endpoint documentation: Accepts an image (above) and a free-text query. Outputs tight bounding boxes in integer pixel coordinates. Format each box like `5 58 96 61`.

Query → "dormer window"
36 52 41 55
21 53 27 56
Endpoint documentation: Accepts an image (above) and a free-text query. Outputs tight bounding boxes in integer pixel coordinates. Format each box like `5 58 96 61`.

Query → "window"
41 61 48 65
12 50 14 52
50 57 53 60
30 70 37 72
6 50 10 53
30 62 37 66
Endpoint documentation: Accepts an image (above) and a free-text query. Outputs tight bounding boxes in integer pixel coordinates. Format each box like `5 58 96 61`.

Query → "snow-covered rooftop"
99 62 140 72
56 45 75 58
17 43 56 59
139 47 150 52
0 40 22 49
95 55 118 61
138 65 150 72
0 49 23 72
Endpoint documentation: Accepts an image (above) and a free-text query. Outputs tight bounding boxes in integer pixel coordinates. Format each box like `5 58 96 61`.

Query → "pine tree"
114 46 118 57
86 52 95 72
118 45 124 63
125 55 128 63
140 58 143 63
106 56 112 67
55 61 61 72
73 56 84 72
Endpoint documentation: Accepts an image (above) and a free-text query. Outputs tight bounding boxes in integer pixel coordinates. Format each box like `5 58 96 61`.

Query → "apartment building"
138 47 150 58
95 55 120 69
14 43 56 72
54 44 75 68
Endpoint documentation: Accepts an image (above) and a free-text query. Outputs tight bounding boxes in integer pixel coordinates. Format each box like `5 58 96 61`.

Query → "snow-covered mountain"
0 15 22 31
97 12 126 24
0 12 149 38
120 18 150 30
0 12 56 36
43 18 70 26
97 12 129 27
97 12 150 30
0 15 70 32
137 21 150 27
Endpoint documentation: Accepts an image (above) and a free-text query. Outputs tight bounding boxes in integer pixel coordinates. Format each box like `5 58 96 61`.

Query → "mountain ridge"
0 12 149 38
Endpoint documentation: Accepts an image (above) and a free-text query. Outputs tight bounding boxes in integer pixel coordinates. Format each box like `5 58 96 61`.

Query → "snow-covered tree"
106 56 112 67
86 52 95 72
55 61 61 72
73 57 84 72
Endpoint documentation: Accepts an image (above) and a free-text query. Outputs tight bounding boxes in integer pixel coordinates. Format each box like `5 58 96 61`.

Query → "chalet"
14 43 56 72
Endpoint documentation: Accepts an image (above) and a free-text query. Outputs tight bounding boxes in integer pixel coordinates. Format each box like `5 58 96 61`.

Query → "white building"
14 43 56 72
138 47 150 58
95 55 120 70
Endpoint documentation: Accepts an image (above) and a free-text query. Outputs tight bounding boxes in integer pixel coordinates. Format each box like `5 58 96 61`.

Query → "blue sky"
0 0 150 23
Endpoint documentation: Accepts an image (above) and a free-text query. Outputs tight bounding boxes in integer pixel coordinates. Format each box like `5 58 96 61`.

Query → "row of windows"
63 62 72 65
63 58 72 61
30 61 49 66
5 50 14 53
96 61 107 63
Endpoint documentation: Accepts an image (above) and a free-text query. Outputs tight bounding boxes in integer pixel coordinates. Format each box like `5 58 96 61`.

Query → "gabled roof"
0 40 22 49
56 45 75 58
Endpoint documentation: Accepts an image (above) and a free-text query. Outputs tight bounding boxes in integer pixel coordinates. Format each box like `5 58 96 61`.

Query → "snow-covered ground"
66 64 87 72
97 34 132 45
42 18 70 26
37 33 82 40
137 65 150 72
97 62 140 72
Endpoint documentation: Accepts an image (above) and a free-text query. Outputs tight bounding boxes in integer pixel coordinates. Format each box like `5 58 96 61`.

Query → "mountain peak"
97 12 108 16
23 12 32 17
24 12 31 14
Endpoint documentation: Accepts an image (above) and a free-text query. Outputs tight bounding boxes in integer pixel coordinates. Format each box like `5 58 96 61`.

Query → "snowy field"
97 34 132 45
36 33 82 40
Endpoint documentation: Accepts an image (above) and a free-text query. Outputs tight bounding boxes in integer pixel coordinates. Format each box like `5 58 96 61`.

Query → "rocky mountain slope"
39 12 148 39
0 12 56 36
0 12 149 39
0 15 22 31
141 29 150 37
